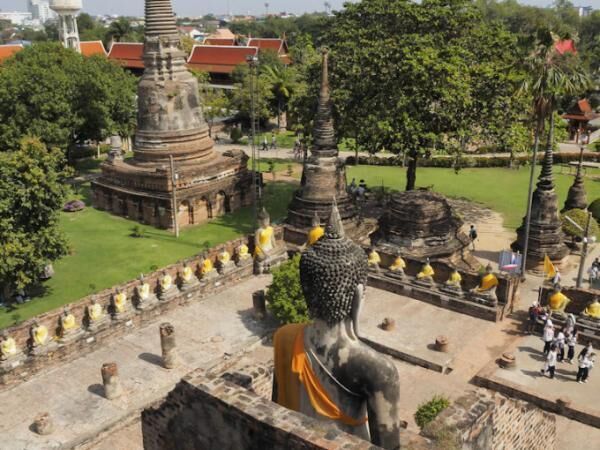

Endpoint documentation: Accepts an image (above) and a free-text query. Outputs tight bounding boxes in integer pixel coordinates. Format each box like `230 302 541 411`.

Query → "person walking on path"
577 349 595 383
270 132 277 150
527 301 541 334
541 344 558 379
555 330 566 362
566 328 578 364
468 225 478 251
261 136 269 152
542 320 555 355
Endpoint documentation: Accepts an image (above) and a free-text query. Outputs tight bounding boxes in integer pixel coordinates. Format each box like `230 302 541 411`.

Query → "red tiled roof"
80 41 107 57
247 38 288 54
108 42 144 69
204 38 236 46
578 99 592 114
187 45 258 74
555 39 577 55
0 44 23 64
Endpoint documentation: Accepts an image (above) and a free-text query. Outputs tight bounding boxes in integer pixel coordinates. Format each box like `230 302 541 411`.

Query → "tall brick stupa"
92 0 252 229
284 50 368 245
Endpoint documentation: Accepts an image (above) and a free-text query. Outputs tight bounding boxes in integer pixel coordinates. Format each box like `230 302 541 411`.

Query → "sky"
2 0 600 17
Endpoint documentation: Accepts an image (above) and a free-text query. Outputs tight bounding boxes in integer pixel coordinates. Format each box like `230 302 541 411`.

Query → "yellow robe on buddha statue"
368 252 381 266
273 323 368 427
62 314 76 330
254 226 274 257
33 326 48 346
417 264 434 279
89 303 103 321
139 283 150 300
114 292 127 312
584 301 600 319
549 292 570 312
476 274 498 292
390 257 406 271
238 244 250 260
448 271 462 286
201 259 215 275
1 337 17 357
307 226 325 246
182 266 194 282
219 251 231 265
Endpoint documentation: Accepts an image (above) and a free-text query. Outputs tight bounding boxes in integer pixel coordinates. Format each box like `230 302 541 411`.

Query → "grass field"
2 163 598 328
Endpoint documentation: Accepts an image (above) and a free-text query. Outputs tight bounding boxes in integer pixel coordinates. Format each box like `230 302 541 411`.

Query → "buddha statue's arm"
365 360 401 450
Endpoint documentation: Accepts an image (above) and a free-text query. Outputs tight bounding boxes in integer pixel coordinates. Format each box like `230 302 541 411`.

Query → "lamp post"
246 54 260 227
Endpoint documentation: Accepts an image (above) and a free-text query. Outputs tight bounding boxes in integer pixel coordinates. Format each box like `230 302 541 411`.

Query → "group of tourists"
260 132 278 152
537 313 595 383
347 178 368 200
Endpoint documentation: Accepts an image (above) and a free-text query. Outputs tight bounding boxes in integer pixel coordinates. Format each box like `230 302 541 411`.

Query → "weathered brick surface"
423 390 556 450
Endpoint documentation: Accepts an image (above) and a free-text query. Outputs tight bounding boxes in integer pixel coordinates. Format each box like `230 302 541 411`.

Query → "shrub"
287 164 293 176
230 127 243 144
589 198 600 222
414 395 451 429
562 208 599 240
266 254 309 324
63 200 85 212
130 225 145 238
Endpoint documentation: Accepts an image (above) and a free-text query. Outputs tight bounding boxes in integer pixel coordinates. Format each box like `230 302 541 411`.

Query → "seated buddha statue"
86 296 109 330
548 286 570 317
441 269 463 295
272 203 401 449
30 321 50 354
60 307 83 342
367 249 381 272
470 264 499 306
180 263 200 291
0 333 18 361
254 207 287 274
415 258 435 287
235 243 252 266
217 249 235 275
306 213 325 247
159 271 177 301
386 254 406 280
582 298 600 322
200 255 218 280
112 288 130 317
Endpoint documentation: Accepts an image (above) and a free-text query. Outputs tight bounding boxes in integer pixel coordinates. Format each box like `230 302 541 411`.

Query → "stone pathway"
0 276 274 450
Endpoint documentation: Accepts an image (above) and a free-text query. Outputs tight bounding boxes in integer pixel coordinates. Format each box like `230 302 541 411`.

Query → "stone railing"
0 228 284 389
367 250 519 322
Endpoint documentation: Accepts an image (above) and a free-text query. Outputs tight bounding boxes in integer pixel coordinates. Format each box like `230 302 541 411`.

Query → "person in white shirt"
577 350 595 383
542 320 554 355
541 344 558 379
566 329 578 364
555 331 565 362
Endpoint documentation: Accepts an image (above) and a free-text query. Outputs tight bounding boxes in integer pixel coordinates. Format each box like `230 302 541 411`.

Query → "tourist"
356 179 367 201
469 225 478 251
271 132 277 150
552 271 561 287
527 301 541 334
579 341 593 360
348 178 357 195
566 328 578 364
577 349 595 383
542 319 554 355
541 344 558 379
593 257 600 271
589 264 599 284
261 136 269 152
554 330 565 362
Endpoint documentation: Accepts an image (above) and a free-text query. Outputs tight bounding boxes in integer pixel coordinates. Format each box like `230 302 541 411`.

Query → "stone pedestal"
413 277 436 289
201 269 219 283
160 323 177 369
217 260 236 276
101 362 123 400
252 290 267 319
33 413 54 435
235 255 253 268
135 288 159 311
499 352 516 370
469 288 498 307
254 246 288 275
59 327 84 345
380 318 396 332
435 336 449 353
159 285 178 302
385 270 405 281
180 275 200 293
440 284 464 297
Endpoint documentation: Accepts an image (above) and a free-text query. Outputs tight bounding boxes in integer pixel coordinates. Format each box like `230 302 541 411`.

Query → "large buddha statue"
414 258 435 287
582 298 600 321
548 286 570 317
306 212 325 247
470 264 499 306
272 204 401 449
254 207 287 274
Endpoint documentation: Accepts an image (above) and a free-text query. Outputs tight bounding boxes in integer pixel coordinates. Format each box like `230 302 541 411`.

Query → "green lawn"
0 181 297 329
3 163 598 329
346 165 600 229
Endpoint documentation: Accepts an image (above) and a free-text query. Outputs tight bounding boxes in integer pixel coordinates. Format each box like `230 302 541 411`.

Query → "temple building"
91 0 253 229
284 50 365 246
372 190 479 271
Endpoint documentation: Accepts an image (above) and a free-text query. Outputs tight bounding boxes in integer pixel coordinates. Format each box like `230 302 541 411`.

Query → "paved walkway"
0 276 274 450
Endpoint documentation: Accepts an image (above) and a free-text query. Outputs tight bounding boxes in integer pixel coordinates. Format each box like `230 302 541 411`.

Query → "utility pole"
577 212 592 288
247 54 260 227
169 155 179 238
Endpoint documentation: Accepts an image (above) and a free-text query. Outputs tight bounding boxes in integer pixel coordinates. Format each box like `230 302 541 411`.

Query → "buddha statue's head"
258 207 271 228
300 203 368 326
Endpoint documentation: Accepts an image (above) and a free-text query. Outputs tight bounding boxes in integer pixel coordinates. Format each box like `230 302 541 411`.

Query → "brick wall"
423 390 556 450
0 229 285 389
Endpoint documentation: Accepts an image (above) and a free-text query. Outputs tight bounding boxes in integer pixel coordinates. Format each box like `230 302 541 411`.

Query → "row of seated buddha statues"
254 207 288 274
546 286 600 333
272 203 402 449
367 249 500 307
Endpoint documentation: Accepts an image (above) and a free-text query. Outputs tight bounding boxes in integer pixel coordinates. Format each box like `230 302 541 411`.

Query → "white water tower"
50 0 82 52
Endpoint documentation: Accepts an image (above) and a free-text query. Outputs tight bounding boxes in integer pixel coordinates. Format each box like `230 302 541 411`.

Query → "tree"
0 138 70 301
231 65 274 127
327 0 522 190
107 18 132 43
0 43 137 155
262 64 299 129
266 255 309 324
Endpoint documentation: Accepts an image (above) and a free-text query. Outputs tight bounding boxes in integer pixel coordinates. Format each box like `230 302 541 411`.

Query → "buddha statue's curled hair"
299 203 368 325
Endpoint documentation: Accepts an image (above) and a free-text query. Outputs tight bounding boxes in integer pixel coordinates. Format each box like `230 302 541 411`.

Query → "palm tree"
107 18 133 43
262 65 298 130
520 30 590 273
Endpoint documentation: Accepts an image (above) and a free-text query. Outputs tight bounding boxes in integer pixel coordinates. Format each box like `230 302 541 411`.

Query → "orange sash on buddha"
273 323 368 427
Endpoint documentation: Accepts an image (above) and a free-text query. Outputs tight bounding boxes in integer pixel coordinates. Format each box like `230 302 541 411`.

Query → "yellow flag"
544 254 556 279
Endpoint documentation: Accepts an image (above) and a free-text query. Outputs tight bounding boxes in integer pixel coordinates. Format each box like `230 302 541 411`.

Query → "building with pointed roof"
187 44 257 82
0 44 24 65
79 41 107 57
107 42 145 73
91 0 252 230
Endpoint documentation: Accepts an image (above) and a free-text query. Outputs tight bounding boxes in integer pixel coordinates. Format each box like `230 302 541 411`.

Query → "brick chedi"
373 190 479 271
92 0 252 229
284 49 364 246
514 137 569 268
